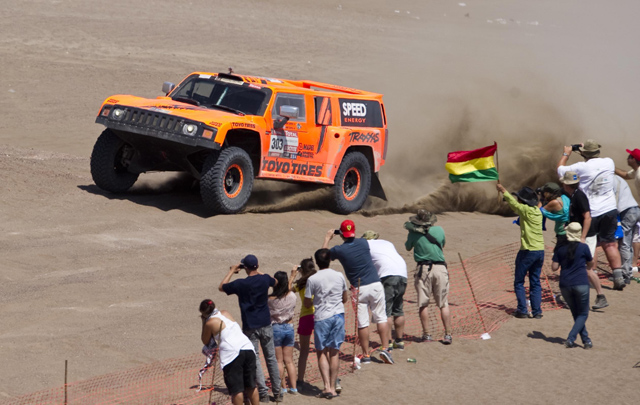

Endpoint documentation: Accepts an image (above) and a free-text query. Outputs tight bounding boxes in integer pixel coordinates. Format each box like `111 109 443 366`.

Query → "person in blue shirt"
219 255 282 402
322 220 393 365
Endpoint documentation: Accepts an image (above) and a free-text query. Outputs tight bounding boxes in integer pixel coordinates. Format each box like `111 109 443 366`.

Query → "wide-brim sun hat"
512 187 538 207
560 171 580 185
409 209 437 226
565 222 582 242
361 230 379 240
581 139 601 157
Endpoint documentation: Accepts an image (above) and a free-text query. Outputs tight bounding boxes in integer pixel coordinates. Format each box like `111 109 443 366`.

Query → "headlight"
182 123 198 136
112 108 125 120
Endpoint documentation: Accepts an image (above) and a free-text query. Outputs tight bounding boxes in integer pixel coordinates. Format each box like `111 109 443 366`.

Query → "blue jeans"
514 250 544 316
620 206 640 280
560 284 590 344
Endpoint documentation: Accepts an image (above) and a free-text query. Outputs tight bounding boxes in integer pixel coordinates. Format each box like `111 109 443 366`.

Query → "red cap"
626 149 640 162
340 220 356 238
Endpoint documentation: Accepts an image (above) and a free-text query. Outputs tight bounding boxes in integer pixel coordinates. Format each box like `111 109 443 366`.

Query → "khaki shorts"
414 263 449 309
357 282 387 328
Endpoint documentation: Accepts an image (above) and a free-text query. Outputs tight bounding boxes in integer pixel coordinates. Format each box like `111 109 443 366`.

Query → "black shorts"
592 209 618 243
223 349 257 395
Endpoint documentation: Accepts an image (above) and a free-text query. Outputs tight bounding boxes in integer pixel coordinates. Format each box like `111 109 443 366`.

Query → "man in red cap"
616 148 640 272
322 220 394 365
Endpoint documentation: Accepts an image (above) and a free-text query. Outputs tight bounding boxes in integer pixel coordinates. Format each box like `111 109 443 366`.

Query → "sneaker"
564 340 577 348
360 355 372 364
379 349 394 364
532 313 543 319
513 311 529 319
275 393 283 403
392 340 405 350
288 388 299 395
443 334 453 345
259 394 270 403
335 378 342 393
632 266 638 273
592 294 608 310
421 333 433 342
583 340 593 350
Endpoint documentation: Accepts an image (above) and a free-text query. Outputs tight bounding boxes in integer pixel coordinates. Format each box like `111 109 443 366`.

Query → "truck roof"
191 72 383 100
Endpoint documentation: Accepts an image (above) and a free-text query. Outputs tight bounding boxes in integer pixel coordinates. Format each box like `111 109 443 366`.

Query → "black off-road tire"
332 151 372 214
200 147 254 214
90 129 139 193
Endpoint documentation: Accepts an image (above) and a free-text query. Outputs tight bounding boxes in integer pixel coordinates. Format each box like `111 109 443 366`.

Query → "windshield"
171 75 272 116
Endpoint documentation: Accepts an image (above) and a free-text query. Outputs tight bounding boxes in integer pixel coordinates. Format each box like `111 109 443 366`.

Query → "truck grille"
123 107 186 132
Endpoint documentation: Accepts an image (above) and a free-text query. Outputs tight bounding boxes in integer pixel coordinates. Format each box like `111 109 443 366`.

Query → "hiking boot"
612 269 626 290
513 311 529 319
443 334 453 345
379 349 394 364
592 294 608 310
532 313 543 319
583 340 593 350
360 355 371 364
392 340 405 350
564 340 577 348
259 394 270 403
421 333 433 342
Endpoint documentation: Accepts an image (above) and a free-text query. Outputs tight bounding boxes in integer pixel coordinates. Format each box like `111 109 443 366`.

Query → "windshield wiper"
207 104 245 116
172 96 201 106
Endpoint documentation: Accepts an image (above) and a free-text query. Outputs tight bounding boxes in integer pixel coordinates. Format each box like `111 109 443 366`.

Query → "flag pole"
495 141 501 201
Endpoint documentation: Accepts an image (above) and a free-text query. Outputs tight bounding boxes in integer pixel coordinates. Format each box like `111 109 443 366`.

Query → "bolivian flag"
445 142 499 183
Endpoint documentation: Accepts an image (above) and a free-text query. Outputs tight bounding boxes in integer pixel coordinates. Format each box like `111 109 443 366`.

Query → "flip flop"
324 393 339 399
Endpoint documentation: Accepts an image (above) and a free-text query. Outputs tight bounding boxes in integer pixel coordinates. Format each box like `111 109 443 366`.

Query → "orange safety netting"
3 242 612 405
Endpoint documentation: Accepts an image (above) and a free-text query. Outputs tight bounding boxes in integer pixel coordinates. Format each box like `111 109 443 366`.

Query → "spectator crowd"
199 140 640 404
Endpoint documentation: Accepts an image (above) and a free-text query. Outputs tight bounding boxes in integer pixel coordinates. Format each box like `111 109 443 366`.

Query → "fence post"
64 360 68 405
458 252 489 336
352 278 361 372
208 351 218 405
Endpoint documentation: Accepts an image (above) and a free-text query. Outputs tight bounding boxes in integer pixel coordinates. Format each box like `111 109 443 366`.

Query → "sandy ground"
1 0 640 403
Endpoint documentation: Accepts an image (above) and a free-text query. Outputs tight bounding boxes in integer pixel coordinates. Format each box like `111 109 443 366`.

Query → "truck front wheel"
200 147 254 214
90 129 139 193
332 151 372 214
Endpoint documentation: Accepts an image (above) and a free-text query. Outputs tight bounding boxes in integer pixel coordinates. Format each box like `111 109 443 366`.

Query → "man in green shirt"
497 184 545 319
404 210 452 345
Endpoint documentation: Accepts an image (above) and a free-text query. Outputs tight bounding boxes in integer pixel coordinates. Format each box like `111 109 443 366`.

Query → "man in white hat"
557 140 625 290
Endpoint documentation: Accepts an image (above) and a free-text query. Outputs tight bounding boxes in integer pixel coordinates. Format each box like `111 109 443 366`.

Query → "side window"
314 96 332 126
338 98 383 128
272 93 306 122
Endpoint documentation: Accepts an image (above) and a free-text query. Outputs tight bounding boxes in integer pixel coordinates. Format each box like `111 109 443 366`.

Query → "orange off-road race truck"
91 71 388 214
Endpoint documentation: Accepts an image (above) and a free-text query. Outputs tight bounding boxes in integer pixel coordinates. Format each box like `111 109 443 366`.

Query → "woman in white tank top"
200 299 258 405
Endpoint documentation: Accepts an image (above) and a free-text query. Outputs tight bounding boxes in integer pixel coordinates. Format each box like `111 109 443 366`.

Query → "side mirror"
279 105 299 119
162 82 175 95
273 105 299 129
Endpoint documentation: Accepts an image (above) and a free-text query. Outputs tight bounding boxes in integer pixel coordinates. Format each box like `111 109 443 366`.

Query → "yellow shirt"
503 191 545 251
293 285 315 317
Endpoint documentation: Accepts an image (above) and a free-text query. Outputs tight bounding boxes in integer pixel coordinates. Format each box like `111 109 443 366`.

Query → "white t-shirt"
627 169 640 195
366 239 408 279
558 157 616 217
305 268 347 322
211 312 255 369
614 175 638 213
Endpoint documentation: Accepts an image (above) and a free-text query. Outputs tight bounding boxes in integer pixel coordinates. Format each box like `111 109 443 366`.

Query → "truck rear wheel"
90 129 139 193
332 151 372 214
200 147 254 214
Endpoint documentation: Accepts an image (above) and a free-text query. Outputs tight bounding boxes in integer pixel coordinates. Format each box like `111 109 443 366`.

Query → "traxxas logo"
349 131 379 143
342 102 367 117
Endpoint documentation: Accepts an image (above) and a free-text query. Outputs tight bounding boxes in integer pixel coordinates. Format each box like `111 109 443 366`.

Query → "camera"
571 144 582 152
333 229 342 235
535 187 543 194
238 264 245 269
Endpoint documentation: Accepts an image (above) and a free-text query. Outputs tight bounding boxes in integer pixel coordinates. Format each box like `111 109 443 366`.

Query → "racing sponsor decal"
268 129 299 159
248 83 262 89
297 143 315 158
339 98 384 128
144 104 203 112
149 107 173 114
208 121 222 128
231 122 256 129
262 158 322 177
106 98 119 104
349 130 380 143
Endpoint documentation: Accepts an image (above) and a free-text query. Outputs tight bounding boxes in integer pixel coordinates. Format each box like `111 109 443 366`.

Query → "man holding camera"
322 220 394 365
557 140 625 290
219 255 282 403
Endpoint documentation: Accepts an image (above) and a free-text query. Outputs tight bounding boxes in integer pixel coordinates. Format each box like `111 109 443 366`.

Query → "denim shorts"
272 323 295 347
314 313 345 351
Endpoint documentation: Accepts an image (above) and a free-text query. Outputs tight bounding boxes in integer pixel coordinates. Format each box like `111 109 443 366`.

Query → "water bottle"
407 358 417 363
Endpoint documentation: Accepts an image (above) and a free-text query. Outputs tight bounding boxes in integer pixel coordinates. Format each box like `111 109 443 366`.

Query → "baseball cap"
340 220 356 238
240 254 259 269
626 148 640 162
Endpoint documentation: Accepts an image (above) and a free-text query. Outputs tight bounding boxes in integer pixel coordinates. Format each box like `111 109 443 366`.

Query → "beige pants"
415 263 449 308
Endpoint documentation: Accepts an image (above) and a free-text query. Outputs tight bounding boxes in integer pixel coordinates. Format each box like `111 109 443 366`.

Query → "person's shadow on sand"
527 331 565 345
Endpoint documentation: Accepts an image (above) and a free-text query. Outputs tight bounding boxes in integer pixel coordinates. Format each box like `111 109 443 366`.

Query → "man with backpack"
404 210 452 345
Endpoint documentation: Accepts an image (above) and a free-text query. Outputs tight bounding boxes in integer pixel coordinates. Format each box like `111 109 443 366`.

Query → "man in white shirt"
615 148 640 273
613 176 640 284
557 140 625 290
362 230 408 350
304 248 348 400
